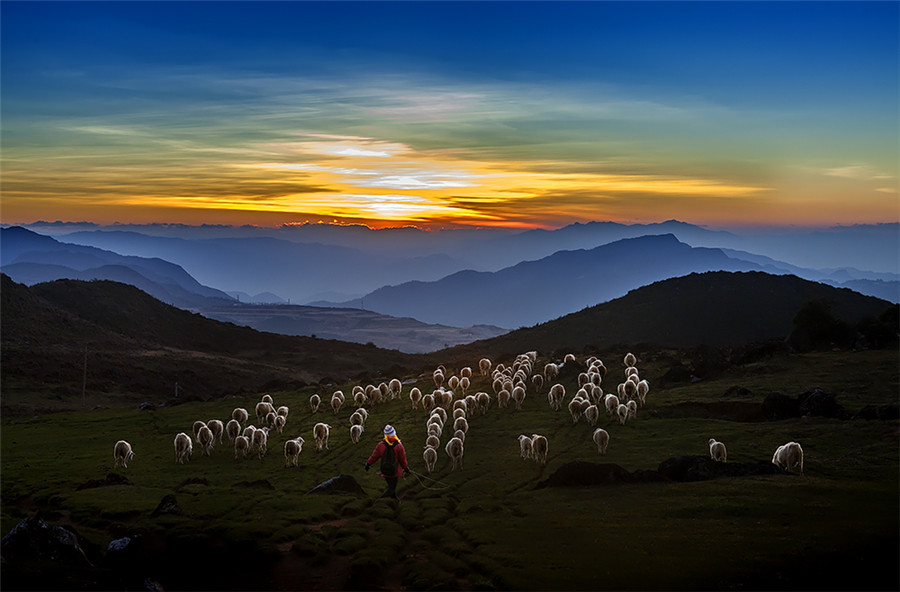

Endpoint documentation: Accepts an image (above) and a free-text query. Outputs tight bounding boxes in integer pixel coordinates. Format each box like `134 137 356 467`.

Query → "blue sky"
2 1 897 228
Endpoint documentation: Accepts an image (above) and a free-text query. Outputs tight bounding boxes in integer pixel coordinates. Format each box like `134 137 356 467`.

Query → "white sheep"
512 385 526 411
350 410 365 426
772 442 804 474
475 391 491 415
232 407 249 425
265 411 277 429
356 407 369 423
626 399 638 419
255 401 274 423
548 383 565 411
453 416 469 433
350 423 364 444
330 391 344 415
453 428 466 443
584 404 600 426
113 440 134 469
284 437 305 467
531 373 544 393
709 438 727 462
616 403 629 426
389 378 402 400
568 398 584 424
604 394 620 417
261 393 274 405
242 425 257 440
206 419 225 444
313 422 332 451
174 432 192 464
197 425 215 456
274 414 286 434
225 419 241 443
497 389 511 409
192 420 207 441
353 391 367 408
277 405 289 418
531 434 549 466
309 394 321 414
453 408 467 421
423 445 438 473
624 352 636 367
637 379 650 405
251 427 269 459
433 369 444 389
422 393 436 412
233 435 250 459
592 428 610 455
517 434 534 460
445 436 464 471
425 434 441 449
409 387 422 410
479 357 492 376
427 423 442 439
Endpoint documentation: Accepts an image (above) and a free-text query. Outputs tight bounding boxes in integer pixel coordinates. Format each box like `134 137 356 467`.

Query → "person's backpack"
380 441 398 475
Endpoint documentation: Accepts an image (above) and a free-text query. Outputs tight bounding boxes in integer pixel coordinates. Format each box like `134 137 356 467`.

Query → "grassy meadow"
2 348 898 590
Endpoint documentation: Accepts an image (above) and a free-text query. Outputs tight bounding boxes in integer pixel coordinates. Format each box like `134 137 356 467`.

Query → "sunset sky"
2 1 897 230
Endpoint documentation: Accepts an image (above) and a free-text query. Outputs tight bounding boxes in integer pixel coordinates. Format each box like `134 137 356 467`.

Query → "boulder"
308 474 366 495
1 516 97 566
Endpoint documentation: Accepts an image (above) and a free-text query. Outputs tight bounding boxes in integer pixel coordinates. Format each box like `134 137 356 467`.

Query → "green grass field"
2 348 897 590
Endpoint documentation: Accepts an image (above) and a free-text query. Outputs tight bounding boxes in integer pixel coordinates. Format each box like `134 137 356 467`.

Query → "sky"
1 1 898 230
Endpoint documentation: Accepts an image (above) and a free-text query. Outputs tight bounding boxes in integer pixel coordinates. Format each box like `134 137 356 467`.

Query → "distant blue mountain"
0 226 235 308
317 234 767 328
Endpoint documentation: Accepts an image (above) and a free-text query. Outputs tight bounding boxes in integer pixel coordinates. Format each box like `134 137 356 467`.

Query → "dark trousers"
380 476 399 499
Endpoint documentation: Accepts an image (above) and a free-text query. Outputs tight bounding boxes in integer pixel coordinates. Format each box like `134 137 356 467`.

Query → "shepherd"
364 424 410 500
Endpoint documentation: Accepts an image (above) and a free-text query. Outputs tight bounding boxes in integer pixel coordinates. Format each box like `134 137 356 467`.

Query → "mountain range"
2 270 893 405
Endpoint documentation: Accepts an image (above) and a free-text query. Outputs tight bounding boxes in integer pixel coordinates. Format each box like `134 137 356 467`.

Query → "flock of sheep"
111 350 805 478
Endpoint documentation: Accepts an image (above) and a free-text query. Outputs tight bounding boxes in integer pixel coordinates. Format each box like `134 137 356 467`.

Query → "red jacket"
367 438 408 478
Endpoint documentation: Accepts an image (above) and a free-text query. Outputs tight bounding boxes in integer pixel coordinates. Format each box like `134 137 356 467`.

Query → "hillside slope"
0 275 425 411
457 271 895 359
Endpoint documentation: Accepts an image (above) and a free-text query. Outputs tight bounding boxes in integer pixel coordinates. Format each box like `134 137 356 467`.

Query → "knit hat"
383 424 396 437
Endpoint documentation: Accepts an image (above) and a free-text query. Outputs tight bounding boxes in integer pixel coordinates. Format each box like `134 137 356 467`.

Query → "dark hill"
450 271 894 359
1 275 424 411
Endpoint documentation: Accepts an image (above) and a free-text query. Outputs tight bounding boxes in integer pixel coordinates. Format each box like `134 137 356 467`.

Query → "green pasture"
2 349 897 590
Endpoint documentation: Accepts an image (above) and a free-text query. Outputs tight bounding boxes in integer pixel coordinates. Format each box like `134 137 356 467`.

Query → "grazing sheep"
772 442 804 474
584 404 600 426
531 374 544 393
616 403 629 426
425 434 441 449
242 425 257 440
453 416 469 434
422 393 436 412
225 419 241 443
479 357 492 376
353 391 367 408
277 405 289 418
255 401 274 424
637 379 650 405
476 391 491 415
197 425 215 456
274 414 286 434
331 391 345 415
350 423 364 444
174 432 192 464
207 419 225 444
497 388 511 409
531 434 549 466
431 406 448 423
453 408 467 420
265 411 277 429
544 362 559 382
568 398 584 424
356 407 369 423
512 385 526 411
284 437 304 467
261 393 274 405
459 376 470 396
113 440 134 469
378 382 390 402
427 423 442 439
604 394 620 417
309 394 321 414
313 422 332 451
624 352 636 367
592 428 610 455
423 445 438 473
232 407 249 425
626 399 638 419
233 435 250 459
460 366 473 379
251 427 269 459
409 387 422 410
350 410 365 426
453 429 466 443
548 383 565 411
445 436 464 471
448 375 460 391
517 434 534 460
389 378 402 399
709 438 727 462
433 369 444 389
192 420 207 441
